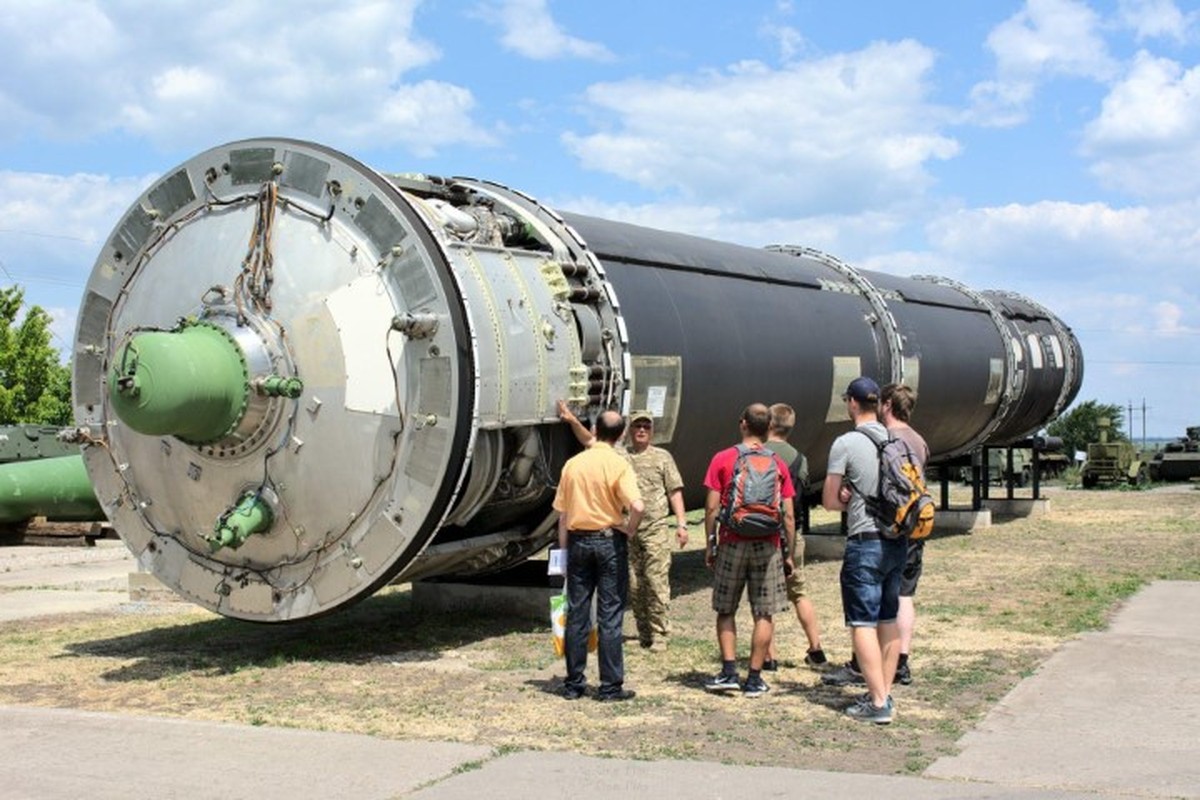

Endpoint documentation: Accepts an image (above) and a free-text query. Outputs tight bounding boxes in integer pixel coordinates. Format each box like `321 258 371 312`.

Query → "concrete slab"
0 706 491 800
0 589 131 622
926 581 1200 797
409 750 1096 799
0 541 135 589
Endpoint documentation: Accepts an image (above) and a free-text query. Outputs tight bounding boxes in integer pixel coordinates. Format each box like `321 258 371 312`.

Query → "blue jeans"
565 533 629 696
840 537 907 627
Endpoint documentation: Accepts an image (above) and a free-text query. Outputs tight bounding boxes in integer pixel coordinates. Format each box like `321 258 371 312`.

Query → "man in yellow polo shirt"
554 409 645 702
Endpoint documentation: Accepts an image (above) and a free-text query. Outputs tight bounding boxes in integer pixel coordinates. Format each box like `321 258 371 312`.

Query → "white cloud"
989 0 1116 78
929 200 1140 261
0 170 151 247
563 40 958 218
968 0 1117 126
1152 300 1198 335
0 170 152 345
0 1 494 155
553 194 911 262
476 0 612 61
1081 52 1200 198
923 198 1200 295
761 23 810 63
1117 0 1193 42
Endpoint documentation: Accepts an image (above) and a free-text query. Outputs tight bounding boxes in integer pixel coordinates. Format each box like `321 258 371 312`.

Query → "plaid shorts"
711 539 789 617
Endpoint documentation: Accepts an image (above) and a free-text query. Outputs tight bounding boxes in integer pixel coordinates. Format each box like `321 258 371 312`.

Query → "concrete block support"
982 498 1050 519
935 508 992 533
412 581 556 622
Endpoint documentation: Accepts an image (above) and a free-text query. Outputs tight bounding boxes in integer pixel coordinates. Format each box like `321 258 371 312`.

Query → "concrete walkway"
0 541 137 622
1 549 1197 798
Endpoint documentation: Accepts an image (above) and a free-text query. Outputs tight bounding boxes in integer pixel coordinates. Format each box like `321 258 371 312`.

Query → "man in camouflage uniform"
559 404 688 651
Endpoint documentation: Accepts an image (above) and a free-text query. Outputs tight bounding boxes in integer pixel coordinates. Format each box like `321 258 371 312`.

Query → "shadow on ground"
63 588 545 682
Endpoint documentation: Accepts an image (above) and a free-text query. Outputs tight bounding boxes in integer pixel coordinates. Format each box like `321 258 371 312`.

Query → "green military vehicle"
0 425 79 463
1148 425 1200 482
1080 418 1148 489
986 448 1032 486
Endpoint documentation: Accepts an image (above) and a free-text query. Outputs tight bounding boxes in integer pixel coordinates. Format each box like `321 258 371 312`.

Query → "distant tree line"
0 286 72 425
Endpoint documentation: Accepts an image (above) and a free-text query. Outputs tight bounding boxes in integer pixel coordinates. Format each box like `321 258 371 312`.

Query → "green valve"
210 492 273 552
108 322 249 444
257 375 304 398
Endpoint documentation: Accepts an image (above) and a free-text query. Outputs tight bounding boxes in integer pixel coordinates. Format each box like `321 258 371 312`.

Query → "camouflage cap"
629 410 654 425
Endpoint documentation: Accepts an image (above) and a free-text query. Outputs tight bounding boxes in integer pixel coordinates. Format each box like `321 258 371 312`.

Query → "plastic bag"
550 590 597 656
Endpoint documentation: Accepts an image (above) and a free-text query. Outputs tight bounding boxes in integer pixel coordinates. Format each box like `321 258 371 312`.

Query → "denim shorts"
840 536 907 627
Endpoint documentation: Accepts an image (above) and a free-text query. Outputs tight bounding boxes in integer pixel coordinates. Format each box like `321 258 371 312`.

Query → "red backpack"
719 445 784 537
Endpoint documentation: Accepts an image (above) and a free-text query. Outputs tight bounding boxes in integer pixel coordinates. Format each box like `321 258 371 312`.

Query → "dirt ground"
1 485 1198 775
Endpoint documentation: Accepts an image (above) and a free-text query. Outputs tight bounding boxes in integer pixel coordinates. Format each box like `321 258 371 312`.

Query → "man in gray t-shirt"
821 376 907 725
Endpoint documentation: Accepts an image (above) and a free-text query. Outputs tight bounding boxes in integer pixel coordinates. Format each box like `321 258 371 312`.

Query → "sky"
1 0 1197 438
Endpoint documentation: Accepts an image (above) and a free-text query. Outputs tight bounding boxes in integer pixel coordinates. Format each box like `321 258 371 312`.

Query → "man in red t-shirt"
702 403 796 697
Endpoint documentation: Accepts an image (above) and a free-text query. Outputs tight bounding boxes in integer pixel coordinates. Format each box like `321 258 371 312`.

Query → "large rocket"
71 139 1081 621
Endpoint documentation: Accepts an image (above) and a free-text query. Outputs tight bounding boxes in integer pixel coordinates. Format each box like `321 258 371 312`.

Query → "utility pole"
1142 399 1147 451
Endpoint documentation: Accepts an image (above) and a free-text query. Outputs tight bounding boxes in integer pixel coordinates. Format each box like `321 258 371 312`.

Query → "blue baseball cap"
842 376 880 402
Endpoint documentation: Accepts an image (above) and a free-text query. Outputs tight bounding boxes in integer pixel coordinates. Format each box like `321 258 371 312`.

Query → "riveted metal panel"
629 356 682 443
417 357 452 417
281 150 331 199
229 147 276 185
405 425 449 486
114 205 153 258
356 194 409 257
146 169 196 220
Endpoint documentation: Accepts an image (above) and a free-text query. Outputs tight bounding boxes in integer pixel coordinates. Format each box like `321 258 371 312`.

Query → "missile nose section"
73 140 482 621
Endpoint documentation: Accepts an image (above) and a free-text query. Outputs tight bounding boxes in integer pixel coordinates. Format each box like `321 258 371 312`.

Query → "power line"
0 271 86 289
1073 328 1200 338
1089 359 1200 366
0 227 95 245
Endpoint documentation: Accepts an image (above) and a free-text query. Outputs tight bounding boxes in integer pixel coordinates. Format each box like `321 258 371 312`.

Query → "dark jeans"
565 533 629 696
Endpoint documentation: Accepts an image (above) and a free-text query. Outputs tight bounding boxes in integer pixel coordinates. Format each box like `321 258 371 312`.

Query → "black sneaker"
561 685 586 701
704 672 741 692
804 649 828 667
820 661 866 686
895 661 912 686
742 676 770 698
596 689 636 702
761 659 779 672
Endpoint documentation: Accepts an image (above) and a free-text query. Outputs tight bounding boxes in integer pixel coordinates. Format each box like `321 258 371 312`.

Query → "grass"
0 484 1197 776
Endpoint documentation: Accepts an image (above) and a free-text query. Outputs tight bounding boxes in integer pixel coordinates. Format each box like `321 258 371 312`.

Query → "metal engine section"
72 138 1082 621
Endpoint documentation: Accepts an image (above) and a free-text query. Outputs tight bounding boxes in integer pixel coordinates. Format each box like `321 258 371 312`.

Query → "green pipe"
210 492 273 552
109 322 250 444
0 454 102 524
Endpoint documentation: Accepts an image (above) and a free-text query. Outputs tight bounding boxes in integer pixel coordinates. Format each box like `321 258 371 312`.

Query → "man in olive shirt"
554 410 645 702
